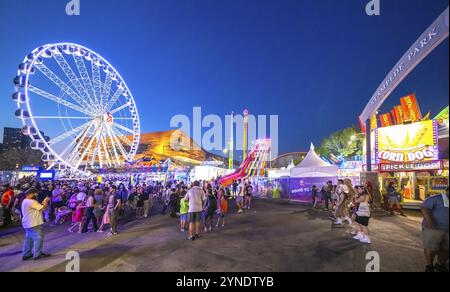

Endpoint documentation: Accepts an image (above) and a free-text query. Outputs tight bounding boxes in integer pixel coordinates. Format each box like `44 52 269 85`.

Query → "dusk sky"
0 0 448 155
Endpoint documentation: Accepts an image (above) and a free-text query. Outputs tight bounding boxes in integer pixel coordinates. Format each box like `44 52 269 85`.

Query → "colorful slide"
219 139 271 187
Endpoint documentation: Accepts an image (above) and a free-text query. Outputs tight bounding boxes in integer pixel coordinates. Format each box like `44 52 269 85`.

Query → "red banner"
400 94 422 122
380 113 393 127
393 105 404 125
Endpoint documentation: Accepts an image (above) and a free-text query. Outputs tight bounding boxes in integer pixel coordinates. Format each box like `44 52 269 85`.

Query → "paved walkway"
0 200 425 272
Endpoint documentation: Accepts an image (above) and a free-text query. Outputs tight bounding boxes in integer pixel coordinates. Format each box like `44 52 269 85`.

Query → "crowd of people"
0 176 255 260
312 179 373 244
1 175 447 272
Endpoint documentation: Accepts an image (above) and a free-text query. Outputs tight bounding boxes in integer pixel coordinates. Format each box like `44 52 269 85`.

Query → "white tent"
290 144 339 178
268 160 296 178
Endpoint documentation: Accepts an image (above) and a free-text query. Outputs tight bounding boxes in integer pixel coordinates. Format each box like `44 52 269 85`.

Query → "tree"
0 148 43 170
316 126 363 160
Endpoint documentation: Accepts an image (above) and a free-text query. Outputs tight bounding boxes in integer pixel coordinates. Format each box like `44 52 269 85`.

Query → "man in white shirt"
77 187 87 202
184 181 206 240
21 188 51 261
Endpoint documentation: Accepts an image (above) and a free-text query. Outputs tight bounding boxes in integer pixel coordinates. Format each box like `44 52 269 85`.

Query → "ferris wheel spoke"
112 122 135 134
104 87 125 112
65 122 95 168
52 52 99 113
110 126 134 148
91 62 104 110
73 54 99 111
28 85 93 116
102 74 113 111
48 121 93 146
109 102 130 114
74 123 102 169
105 126 122 165
100 132 112 167
106 125 128 161
89 129 102 168
32 116 91 120
57 121 95 167
34 63 97 113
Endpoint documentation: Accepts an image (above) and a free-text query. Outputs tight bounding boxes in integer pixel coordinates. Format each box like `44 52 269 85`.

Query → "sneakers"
359 236 371 244
334 219 343 225
204 227 208 233
353 233 364 240
22 255 33 261
208 227 213 232
189 236 195 241
34 253 51 261
237 209 243 214
181 229 185 232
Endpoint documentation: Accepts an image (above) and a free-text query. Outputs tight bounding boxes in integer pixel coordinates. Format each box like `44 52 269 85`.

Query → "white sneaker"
204 227 208 233
181 229 185 232
334 219 343 225
353 233 363 240
360 236 372 244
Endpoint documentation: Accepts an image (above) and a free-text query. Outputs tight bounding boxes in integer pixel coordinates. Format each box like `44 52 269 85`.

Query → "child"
203 188 217 232
216 193 228 228
69 201 85 233
179 197 189 232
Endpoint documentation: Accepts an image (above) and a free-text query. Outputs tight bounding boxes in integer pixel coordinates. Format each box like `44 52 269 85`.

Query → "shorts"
236 196 244 203
219 212 226 218
422 228 449 252
204 212 215 221
356 216 370 227
188 212 202 223
180 214 188 221
388 196 400 205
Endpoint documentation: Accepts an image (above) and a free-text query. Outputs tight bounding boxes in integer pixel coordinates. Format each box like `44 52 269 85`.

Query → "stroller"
54 206 73 225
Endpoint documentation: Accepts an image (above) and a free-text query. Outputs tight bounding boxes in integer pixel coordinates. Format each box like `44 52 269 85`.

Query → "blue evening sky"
0 0 448 155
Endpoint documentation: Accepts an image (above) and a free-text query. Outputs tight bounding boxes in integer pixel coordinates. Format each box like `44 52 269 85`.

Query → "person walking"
81 190 99 233
353 186 372 244
236 180 245 213
109 186 122 236
21 188 51 261
421 187 449 272
184 181 206 241
311 185 319 209
203 187 217 233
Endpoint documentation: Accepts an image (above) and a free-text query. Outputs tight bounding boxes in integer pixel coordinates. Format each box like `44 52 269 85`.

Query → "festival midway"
0 0 448 275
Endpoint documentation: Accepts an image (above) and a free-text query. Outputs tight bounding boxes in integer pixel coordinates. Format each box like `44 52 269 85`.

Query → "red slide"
219 149 257 187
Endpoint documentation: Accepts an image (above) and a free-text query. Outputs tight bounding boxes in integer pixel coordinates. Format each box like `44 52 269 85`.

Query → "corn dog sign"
375 120 439 164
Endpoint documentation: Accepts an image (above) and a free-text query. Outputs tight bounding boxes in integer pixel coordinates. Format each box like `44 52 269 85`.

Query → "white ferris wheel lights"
13 43 141 176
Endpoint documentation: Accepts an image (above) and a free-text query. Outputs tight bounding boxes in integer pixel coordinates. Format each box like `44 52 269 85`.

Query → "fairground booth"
366 96 449 209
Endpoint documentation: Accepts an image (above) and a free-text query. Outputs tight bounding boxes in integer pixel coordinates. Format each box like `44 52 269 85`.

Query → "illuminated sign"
379 161 442 172
400 94 422 122
37 170 56 181
375 120 439 163
21 166 41 172
380 113 393 127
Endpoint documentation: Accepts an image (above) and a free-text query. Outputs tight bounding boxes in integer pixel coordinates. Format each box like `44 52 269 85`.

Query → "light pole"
222 149 228 170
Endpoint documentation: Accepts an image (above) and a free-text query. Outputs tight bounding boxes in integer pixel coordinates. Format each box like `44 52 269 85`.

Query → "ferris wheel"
13 43 140 175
